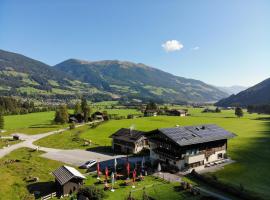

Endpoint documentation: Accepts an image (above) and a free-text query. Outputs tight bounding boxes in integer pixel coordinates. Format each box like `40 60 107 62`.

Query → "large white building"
148 124 235 172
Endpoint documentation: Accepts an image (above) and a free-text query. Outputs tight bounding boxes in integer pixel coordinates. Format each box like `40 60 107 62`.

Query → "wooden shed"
52 165 85 197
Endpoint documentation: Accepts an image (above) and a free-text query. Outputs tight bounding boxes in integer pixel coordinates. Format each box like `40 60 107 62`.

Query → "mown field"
35 107 270 198
2 111 64 135
1 109 141 136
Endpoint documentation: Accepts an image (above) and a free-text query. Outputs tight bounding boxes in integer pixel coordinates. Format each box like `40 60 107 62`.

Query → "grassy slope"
35 108 270 198
0 148 67 200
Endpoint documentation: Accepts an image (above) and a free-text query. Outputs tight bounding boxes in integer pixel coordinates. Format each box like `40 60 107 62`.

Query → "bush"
77 185 105 200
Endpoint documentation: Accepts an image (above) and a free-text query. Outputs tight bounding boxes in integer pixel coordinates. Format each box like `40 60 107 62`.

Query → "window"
218 153 223 159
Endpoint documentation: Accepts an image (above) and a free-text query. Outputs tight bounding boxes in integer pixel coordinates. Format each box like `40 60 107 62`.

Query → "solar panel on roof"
159 124 235 146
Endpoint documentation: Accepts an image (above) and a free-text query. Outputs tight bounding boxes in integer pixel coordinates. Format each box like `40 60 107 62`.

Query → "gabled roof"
158 124 235 146
110 128 146 142
52 165 85 185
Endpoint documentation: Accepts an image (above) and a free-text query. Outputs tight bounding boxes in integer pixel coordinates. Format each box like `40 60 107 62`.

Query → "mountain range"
217 85 247 95
0 49 228 103
216 78 270 107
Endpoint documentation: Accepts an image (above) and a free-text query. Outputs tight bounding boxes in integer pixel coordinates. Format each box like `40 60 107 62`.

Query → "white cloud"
192 46 200 50
162 40 183 52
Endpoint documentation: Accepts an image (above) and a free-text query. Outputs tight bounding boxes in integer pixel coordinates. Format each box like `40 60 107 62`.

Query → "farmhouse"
111 128 149 154
52 165 85 196
92 111 104 120
148 124 235 172
167 109 188 116
144 110 157 117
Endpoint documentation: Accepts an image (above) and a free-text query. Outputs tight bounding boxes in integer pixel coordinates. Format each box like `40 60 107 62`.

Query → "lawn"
83 174 201 200
35 108 270 198
0 148 69 200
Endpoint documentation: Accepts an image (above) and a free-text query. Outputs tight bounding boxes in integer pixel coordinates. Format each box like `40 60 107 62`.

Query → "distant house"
144 110 157 117
69 113 84 123
91 111 104 120
148 124 235 172
111 128 149 154
52 165 85 196
167 109 188 117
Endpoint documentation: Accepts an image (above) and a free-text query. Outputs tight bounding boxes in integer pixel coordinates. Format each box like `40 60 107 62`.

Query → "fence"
40 192 56 200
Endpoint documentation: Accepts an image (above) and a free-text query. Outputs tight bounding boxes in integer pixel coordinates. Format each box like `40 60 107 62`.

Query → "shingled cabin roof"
157 124 235 146
110 128 146 143
52 165 86 185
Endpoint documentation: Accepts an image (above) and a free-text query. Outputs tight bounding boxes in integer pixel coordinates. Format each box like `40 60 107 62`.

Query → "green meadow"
0 148 66 200
2 111 65 135
35 108 270 198
1 109 141 136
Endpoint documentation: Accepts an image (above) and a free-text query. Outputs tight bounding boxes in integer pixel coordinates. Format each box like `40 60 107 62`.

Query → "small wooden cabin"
52 165 85 196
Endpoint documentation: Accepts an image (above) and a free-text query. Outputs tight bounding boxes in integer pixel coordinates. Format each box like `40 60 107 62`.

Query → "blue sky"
0 0 269 87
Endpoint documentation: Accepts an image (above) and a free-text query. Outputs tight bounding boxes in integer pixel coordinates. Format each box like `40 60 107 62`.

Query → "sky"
0 0 269 87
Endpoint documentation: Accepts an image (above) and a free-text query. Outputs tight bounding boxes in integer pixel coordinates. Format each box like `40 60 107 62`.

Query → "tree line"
54 98 92 124
0 96 54 115
247 105 270 114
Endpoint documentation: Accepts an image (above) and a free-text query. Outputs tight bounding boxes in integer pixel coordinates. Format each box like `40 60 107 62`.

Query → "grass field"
1 109 141 136
0 138 21 149
0 148 67 200
35 108 270 198
2 111 65 135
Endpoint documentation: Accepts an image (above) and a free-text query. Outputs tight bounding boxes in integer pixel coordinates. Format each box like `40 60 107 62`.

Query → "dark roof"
144 110 157 113
110 128 146 142
52 165 85 185
158 124 235 146
168 109 187 114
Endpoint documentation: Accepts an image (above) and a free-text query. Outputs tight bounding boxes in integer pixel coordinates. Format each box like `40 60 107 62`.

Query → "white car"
81 160 97 169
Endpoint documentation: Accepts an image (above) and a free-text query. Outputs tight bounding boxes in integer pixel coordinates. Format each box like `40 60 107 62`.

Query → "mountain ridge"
55 59 228 103
0 49 228 103
216 78 270 107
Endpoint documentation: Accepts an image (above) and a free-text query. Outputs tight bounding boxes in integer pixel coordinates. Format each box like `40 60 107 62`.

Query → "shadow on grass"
27 181 56 198
86 146 114 156
253 117 270 121
207 117 270 199
29 123 59 129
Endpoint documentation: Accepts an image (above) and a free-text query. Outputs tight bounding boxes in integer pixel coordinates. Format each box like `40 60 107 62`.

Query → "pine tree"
235 107 244 118
0 113 4 130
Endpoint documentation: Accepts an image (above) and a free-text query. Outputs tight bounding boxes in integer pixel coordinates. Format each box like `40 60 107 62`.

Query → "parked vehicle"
81 160 97 169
